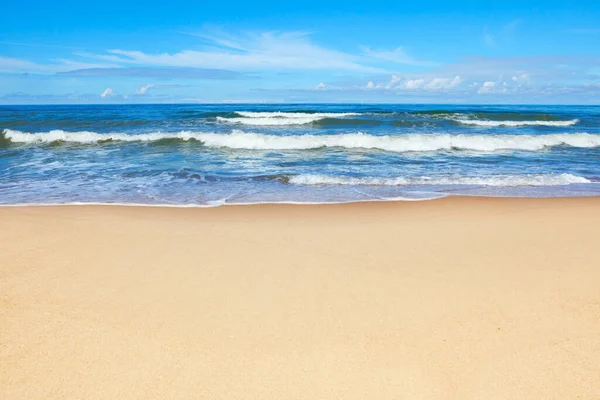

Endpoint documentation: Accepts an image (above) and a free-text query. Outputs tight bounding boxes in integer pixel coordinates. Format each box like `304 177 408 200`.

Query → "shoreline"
2 197 599 399
1 192 600 209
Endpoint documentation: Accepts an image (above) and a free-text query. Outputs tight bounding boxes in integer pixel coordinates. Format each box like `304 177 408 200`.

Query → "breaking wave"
2 129 205 144
235 111 361 118
4 129 600 152
216 111 361 126
289 173 591 186
216 116 323 126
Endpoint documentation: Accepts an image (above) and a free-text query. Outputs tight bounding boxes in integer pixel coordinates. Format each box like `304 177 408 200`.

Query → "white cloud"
390 75 402 85
361 75 462 92
100 88 114 98
424 76 463 89
511 73 531 86
136 84 154 95
403 79 425 89
477 81 497 94
315 82 326 90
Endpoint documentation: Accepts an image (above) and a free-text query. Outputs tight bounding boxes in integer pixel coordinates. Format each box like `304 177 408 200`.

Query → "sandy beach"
1 197 599 399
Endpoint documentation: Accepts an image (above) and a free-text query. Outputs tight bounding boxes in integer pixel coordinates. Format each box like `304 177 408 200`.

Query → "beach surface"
1 198 599 399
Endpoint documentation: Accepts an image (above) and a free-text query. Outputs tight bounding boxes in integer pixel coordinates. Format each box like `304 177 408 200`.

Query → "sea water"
1 104 600 206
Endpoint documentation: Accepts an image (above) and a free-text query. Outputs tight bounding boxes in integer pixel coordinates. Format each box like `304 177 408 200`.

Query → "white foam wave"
216 116 323 126
289 173 591 187
455 119 579 127
217 111 361 126
235 111 360 118
3 129 205 144
5 129 600 152
172 131 600 152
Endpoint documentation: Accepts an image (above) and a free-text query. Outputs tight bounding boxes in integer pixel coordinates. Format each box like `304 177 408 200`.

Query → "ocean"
1 104 600 206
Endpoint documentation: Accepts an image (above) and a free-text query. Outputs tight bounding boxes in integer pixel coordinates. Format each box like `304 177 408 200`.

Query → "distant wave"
216 111 361 126
289 173 591 187
218 116 384 127
216 111 579 127
235 111 361 118
454 119 579 127
4 129 600 152
314 118 383 127
404 110 579 127
216 116 322 126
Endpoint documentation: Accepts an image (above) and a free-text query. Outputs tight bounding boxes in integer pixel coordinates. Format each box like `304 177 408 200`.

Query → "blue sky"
1 0 599 104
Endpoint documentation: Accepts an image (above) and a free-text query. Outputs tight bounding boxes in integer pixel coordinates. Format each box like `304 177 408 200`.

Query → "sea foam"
289 173 591 186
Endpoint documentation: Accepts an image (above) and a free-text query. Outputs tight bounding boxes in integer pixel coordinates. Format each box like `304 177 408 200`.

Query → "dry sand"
1 198 599 399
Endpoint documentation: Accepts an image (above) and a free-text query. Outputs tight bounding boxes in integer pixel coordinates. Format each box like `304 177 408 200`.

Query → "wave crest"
235 111 360 118
216 116 323 126
216 111 361 126
4 129 600 152
2 129 203 144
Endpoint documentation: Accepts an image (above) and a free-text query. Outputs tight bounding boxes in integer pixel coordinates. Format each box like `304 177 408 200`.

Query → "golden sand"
1 198 599 399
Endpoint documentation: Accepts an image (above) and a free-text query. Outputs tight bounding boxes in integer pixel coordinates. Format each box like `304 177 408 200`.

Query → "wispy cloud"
483 28 496 47
133 83 192 96
1 30 395 76
362 46 437 67
502 19 521 35
0 92 97 104
81 31 387 73
0 40 83 50
0 56 115 74
483 19 521 48
0 56 53 73
3 26 599 104
100 88 114 98
57 66 246 79
135 84 154 95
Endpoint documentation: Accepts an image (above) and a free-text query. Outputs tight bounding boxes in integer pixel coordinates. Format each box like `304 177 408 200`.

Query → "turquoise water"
1 104 600 205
